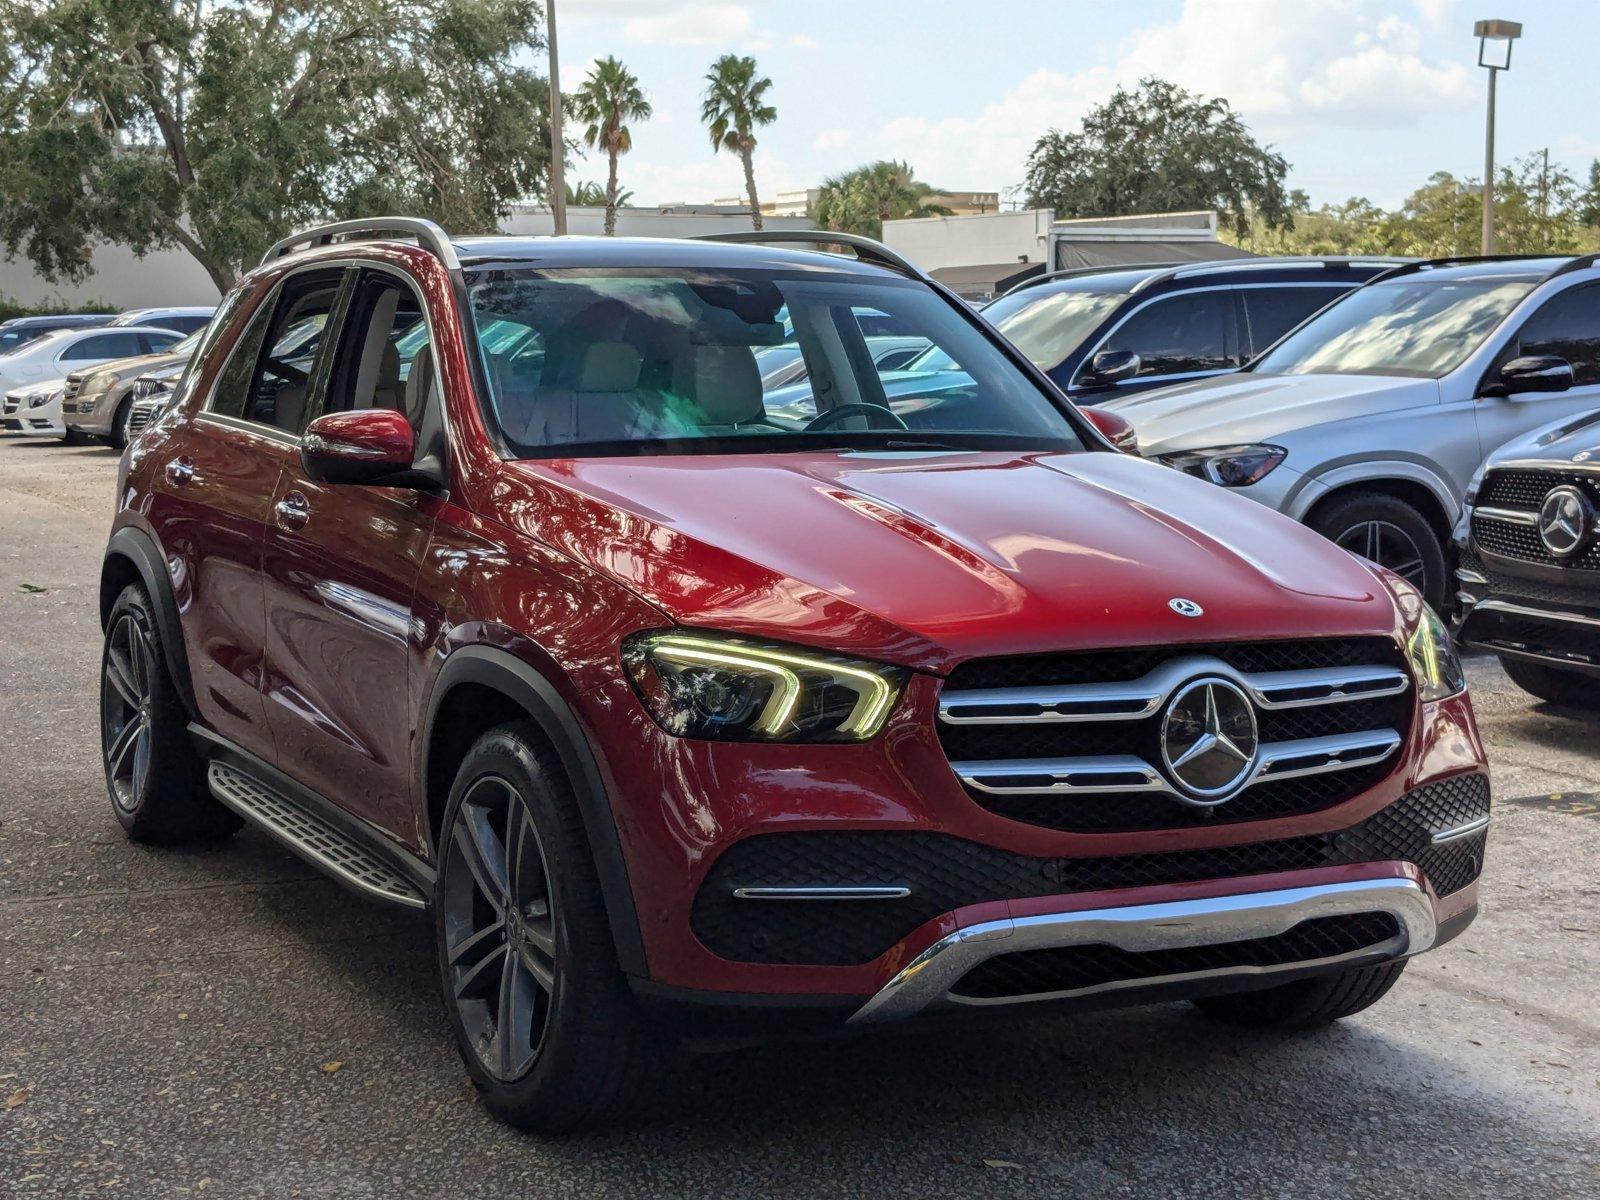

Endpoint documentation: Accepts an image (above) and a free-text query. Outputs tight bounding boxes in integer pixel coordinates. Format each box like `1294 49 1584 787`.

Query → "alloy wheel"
1334 519 1427 589
101 613 155 813
441 776 559 1082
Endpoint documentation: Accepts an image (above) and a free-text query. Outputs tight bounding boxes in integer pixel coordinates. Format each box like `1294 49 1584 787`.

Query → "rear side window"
1242 287 1343 356
1506 283 1600 386
61 332 144 361
1099 291 1238 378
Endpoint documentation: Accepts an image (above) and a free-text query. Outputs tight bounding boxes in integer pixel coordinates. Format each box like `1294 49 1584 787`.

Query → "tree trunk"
741 145 763 231
156 211 236 295
605 144 619 236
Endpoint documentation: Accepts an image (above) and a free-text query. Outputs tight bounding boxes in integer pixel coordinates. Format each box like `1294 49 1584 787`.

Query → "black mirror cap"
1486 355 1575 397
1084 349 1141 387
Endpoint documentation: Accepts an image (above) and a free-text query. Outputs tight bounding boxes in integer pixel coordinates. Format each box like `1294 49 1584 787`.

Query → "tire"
435 722 663 1133
62 428 89 446
1500 657 1600 710
101 584 242 844
1192 960 1407 1030
1309 493 1448 610
108 398 133 450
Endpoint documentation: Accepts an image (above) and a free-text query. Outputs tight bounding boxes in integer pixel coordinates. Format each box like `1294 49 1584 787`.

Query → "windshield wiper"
879 438 971 451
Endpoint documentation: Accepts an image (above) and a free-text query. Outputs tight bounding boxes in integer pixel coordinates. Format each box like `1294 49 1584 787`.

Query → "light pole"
1475 18 1522 254
546 0 567 236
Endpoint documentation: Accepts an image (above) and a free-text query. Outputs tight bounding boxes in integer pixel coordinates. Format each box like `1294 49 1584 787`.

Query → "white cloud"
811 128 852 152
869 0 1477 190
610 149 805 208
620 3 754 46
789 34 819 51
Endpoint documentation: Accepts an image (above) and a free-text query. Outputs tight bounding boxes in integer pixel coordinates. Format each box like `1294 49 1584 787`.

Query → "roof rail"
1541 251 1600 282
259 217 460 271
692 230 928 281
1359 252 1573 287
1130 254 1414 293
999 262 1186 299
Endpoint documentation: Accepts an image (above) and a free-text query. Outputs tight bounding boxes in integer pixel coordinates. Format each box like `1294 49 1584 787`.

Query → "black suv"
977 257 1405 399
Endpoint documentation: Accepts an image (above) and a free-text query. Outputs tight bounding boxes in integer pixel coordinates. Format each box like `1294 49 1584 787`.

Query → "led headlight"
78 373 114 397
1406 603 1466 702
27 387 59 409
623 631 907 742
1160 444 1287 487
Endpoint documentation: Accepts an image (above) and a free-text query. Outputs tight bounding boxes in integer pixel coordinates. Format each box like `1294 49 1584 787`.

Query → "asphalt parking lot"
1 435 1596 1199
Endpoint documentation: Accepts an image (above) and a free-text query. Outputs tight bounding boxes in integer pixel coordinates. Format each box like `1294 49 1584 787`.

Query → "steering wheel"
803 402 909 432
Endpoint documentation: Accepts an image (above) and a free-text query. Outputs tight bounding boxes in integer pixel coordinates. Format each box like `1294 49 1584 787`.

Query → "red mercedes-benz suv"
100 220 1489 1131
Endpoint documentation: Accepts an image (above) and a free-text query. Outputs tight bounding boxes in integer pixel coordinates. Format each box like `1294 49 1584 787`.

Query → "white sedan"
1 378 68 436
0 325 186 401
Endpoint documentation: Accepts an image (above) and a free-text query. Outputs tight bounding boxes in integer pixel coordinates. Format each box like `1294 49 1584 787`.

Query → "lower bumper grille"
692 774 1488 965
950 911 1401 1000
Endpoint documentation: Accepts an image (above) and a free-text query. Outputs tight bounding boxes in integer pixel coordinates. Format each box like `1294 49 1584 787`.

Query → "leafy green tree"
1024 77 1291 238
1579 159 1600 229
0 0 551 294
566 180 632 207
701 54 776 230
569 56 651 237
814 161 953 239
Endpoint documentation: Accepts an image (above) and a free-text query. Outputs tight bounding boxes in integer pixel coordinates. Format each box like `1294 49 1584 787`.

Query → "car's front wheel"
1500 658 1600 710
1309 493 1447 610
108 398 134 450
435 723 662 1133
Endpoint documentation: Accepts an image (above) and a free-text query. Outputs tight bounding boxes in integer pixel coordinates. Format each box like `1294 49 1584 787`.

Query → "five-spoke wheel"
102 610 156 813
441 776 560 1082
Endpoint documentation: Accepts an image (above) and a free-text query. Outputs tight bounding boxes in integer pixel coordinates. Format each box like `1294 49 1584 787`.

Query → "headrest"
672 343 763 426
404 342 434 425
574 342 643 393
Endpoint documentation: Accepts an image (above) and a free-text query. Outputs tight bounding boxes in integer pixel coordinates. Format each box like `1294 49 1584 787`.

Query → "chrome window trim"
849 876 1435 1023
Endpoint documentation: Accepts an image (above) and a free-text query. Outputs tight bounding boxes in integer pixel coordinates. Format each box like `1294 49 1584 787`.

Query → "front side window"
466 268 1084 457
1097 291 1238 379
322 274 437 434
209 271 340 434
1254 278 1536 378
1503 283 1600 386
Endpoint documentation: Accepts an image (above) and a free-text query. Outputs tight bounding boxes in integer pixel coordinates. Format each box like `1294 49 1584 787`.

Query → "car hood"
499 449 1401 671
71 349 190 384
1482 406 1600 467
1097 372 1440 456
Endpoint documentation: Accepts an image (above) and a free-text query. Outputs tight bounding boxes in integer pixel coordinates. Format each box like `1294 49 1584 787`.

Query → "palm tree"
815 161 954 239
569 57 651 236
700 54 776 230
566 179 633 208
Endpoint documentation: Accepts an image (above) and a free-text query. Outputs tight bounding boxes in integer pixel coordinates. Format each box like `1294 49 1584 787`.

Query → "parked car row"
0 306 213 444
99 220 1491 1132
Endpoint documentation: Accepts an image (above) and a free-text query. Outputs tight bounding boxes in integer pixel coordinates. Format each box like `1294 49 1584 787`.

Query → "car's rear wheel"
1192 960 1407 1029
1310 493 1447 609
436 723 662 1133
1500 658 1600 710
101 584 241 843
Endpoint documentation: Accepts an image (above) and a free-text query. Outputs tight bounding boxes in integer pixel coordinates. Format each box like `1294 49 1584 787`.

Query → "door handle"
165 457 195 486
274 491 311 531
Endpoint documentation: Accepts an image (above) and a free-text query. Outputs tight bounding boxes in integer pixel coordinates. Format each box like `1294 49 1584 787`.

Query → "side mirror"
301 409 416 485
1081 349 1141 388
1081 404 1139 454
1486 355 1574 397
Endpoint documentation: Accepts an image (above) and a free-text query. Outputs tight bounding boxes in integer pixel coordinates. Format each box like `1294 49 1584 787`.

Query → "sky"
551 0 1600 211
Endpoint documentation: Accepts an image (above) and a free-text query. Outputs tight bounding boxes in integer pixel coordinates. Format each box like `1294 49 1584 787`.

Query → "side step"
207 762 428 909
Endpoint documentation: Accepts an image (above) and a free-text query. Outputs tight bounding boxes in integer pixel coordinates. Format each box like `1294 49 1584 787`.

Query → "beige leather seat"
670 343 766 433
507 342 663 446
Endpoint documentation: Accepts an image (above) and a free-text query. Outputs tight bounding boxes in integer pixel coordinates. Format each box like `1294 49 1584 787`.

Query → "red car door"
260 269 442 841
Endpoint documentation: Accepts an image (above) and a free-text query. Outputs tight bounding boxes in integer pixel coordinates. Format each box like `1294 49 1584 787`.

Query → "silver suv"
1099 255 1600 607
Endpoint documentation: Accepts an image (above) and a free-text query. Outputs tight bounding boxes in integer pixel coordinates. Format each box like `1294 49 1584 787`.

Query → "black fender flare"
101 526 198 720
420 646 648 977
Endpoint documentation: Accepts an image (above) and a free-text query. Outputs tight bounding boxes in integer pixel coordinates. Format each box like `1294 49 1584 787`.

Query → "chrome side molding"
732 886 911 901
849 876 1435 1024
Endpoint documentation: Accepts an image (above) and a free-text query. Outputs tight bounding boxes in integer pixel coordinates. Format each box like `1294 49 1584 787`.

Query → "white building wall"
0 205 816 310
882 209 1055 273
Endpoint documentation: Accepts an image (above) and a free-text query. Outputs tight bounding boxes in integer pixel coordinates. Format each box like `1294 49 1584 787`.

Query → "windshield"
0 328 50 356
908 287 1128 374
466 268 1085 457
1253 278 1536 378
170 330 203 355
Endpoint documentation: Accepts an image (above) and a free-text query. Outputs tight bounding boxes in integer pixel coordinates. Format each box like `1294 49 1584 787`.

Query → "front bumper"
1453 530 1600 674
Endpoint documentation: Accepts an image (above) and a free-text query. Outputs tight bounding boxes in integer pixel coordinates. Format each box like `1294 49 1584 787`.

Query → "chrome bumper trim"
1473 598 1600 629
1474 506 1540 527
848 877 1436 1024
731 886 912 901
1430 813 1492 845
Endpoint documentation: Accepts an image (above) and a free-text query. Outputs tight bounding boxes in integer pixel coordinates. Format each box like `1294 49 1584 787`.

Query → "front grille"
692 774 1489 965
938 638 1412 834
1 394 19 416
1473 467 1600 572
950 912 1402 1000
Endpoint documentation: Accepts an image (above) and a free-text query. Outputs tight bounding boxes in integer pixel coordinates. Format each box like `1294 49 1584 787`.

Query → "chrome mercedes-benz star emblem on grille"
1537 485 1593 558
1168 597 1204 618
1160 678 1259 800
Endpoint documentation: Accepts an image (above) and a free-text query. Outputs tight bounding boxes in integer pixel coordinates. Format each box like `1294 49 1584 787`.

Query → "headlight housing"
1405 603 1466 702
79 373 114 397
27 387 58 409
1160 444 1287 487
623 631 907 742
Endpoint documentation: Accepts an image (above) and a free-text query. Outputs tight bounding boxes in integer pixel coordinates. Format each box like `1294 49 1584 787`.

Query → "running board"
207 762 428 909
